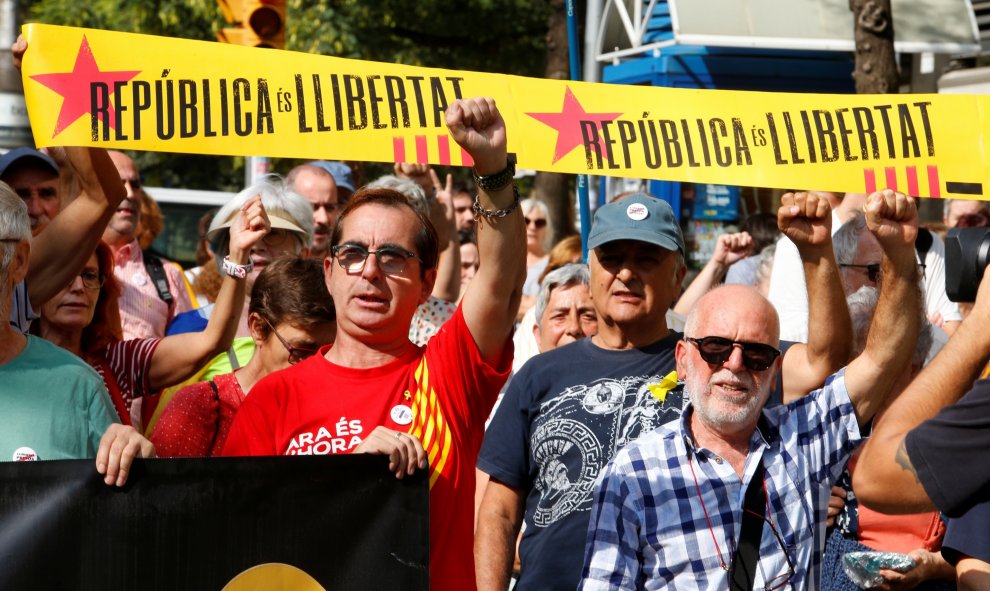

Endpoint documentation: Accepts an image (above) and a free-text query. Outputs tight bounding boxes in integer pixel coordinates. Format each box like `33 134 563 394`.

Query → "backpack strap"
143 252 174 306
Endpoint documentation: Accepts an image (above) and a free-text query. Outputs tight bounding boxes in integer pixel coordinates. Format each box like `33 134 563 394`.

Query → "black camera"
945 227 990 303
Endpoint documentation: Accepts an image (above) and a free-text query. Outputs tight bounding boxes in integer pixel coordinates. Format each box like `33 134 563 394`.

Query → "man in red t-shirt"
223 97 526 591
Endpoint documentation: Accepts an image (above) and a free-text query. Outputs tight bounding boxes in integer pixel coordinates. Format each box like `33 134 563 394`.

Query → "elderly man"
286 162 348 261
833 210 961 336
102 151 193 341
0 182 154 485
223 97 525 591
579 190 921 590
0 147 60 234
476 191 852 591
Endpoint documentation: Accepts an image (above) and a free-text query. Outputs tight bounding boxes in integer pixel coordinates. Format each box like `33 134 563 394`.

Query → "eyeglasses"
745 504 796 591
688 456 794 591
78 270 105 291
839 262 926 283
838 263 881 283
525 217 547 229
331 243 422 275
685 336 781 371
262 317 319 365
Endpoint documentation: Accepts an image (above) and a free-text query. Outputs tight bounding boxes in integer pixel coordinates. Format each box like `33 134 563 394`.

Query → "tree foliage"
18 0 551 190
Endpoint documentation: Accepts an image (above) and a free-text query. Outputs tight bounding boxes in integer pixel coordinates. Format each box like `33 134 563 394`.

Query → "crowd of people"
4 35 990 591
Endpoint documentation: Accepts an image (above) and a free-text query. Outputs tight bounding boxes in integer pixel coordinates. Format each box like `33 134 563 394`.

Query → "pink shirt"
113 239 194 340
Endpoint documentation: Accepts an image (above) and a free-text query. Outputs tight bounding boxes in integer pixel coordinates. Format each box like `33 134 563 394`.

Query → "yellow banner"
21 24 990 199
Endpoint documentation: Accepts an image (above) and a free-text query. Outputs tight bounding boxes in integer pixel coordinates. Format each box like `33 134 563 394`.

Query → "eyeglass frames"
524 216 547 229
331 243 422 275
685 336 781 372
687 455 795 590
838 262 926 284
262 317 319 365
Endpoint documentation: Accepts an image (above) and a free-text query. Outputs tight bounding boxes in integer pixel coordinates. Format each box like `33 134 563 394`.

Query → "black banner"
0 455 429 590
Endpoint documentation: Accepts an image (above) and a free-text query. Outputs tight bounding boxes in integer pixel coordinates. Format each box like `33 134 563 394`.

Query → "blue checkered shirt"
580 369 861 591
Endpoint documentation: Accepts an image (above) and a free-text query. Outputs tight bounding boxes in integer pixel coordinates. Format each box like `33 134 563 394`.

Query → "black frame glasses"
685 336 781 371
524 216 547 229
262 317 319 365
331 243 422 275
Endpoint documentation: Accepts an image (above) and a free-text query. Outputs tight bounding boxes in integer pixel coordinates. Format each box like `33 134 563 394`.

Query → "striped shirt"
581 370 861 591
113 240 193 340
92 338 162 413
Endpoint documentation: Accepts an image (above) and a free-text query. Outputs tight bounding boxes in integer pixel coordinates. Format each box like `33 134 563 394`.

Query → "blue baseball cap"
587 193 684 253
0 147 59 180
309 160 355 195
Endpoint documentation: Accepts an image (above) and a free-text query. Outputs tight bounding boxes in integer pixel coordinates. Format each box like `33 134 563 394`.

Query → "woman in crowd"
35 196 269 424
144 177 315 433
151 257 336 457
517 197 553 321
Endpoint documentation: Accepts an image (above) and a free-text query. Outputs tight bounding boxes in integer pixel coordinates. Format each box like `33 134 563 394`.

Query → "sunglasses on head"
524 217 547 229
685 336 781 371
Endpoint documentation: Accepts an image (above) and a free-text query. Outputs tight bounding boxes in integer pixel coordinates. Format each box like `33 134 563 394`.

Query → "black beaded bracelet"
472 157 516 192
472 184 520 222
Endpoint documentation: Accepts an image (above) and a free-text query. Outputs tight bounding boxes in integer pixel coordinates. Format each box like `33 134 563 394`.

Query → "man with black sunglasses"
477 191 852 591
581 189 923 590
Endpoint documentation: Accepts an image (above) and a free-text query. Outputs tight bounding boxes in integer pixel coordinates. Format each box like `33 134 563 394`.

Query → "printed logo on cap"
390 404 413 425
626 203 649 221
13 447 39 461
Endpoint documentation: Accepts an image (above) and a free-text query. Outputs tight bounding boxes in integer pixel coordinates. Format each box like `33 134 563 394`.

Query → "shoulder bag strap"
729 461 766 591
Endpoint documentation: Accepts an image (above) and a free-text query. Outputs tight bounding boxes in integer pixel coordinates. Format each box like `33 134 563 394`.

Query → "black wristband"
472 157 516 192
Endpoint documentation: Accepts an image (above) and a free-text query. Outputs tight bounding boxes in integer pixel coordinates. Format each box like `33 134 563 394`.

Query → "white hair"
521 197 553 251
535 263 591 328
0 182 31 281
366 175 429 218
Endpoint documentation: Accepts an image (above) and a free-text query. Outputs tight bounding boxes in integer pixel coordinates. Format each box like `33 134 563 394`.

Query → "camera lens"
945 227 990 303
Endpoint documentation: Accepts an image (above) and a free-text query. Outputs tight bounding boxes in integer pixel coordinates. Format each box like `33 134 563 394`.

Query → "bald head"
685 285 780 347
287 164 341 257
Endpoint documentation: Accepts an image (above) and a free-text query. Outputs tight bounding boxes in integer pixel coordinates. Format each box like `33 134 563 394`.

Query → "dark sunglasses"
685 336 781 371
524 217 547 229
838 262 881 283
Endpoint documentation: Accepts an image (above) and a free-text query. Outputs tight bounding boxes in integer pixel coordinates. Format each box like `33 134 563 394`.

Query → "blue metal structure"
601 0 856 218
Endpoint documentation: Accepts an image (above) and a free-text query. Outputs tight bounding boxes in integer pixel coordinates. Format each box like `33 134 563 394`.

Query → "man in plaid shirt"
580 189 922 591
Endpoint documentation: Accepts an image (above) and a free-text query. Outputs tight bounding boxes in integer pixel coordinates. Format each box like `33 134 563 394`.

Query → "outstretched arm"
778 192 853 401
672 231 752 316
446 98 526 363
145 196 268 390
854 266 990 513
843 190 922 426
12 36 127 307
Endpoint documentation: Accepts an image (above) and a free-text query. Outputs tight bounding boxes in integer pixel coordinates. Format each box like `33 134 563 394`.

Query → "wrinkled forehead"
691 287 780 345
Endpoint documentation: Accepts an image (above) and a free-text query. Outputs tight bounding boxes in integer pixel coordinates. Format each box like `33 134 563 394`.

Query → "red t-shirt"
223 307 511 590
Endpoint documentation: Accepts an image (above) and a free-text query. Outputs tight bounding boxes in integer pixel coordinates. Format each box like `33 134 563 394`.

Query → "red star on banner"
30 36 141 138
526 86 623 164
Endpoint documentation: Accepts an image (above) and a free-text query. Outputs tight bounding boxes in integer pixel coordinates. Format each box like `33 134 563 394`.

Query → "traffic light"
217 0 286 49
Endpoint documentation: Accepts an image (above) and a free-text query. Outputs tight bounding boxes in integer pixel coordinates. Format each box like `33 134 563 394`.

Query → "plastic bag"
842 551 916 589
